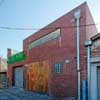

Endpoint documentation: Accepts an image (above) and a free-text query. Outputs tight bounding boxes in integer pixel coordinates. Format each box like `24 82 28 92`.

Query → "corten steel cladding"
27 61 49 93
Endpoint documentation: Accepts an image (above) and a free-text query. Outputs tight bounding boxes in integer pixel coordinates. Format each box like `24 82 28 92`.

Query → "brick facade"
8 2 97 99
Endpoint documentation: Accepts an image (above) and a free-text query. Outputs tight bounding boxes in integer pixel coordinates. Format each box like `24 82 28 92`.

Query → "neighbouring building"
85 33 100 100
7 2 98 100
7 48 26 88
0 57 7 88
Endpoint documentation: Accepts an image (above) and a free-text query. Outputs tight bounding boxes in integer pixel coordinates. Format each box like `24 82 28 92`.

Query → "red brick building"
7 2 97 99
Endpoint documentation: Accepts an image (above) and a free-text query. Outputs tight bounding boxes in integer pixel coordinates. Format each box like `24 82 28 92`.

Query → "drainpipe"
74 10 81 100
84 39 92 100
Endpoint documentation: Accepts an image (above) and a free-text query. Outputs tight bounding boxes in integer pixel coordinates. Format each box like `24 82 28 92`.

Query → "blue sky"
0 0 99 58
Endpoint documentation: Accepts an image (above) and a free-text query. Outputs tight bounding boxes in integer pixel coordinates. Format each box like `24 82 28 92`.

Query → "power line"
0 23 100 31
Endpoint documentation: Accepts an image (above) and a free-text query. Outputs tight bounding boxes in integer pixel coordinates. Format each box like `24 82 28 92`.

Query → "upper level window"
28 29 60 50
54 63 63 74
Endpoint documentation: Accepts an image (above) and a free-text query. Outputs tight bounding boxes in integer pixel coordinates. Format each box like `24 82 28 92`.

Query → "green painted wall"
8 51 26 64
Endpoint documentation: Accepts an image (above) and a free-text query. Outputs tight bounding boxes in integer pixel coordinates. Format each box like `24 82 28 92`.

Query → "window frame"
54 62 63 74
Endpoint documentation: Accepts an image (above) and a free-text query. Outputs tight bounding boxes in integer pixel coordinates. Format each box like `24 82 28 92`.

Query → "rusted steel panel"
27 61 49 93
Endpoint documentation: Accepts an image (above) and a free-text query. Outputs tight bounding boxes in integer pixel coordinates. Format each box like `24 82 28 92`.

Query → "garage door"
14 67 23 88
27 61 49 93
97 67 100 100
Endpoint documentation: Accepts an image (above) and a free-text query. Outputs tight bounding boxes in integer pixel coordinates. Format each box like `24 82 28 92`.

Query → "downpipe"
74 10 81 100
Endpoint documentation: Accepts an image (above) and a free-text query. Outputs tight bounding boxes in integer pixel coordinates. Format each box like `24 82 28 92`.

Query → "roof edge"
91 33 100 41
24 2 88 41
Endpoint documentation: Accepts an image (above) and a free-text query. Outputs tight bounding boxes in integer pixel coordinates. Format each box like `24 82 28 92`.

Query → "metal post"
74 10 81 100
84 40 92 100
82 80 86 100
87 46 91 100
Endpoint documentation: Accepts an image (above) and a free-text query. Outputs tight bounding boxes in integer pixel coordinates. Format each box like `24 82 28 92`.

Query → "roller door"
14 67 23 88
27 61 49 93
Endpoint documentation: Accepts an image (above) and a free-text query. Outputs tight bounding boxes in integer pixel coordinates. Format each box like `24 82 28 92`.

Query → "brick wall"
91 37 100 57
23 2 87 98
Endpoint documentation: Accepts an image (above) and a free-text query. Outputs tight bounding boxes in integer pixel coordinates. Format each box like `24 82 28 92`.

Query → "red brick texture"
8 2 97 99
91 37 100 57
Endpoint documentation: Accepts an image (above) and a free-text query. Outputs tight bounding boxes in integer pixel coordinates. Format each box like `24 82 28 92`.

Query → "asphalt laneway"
0 90 20 100
0 88 67 100
0 88 54 100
